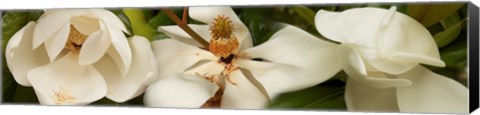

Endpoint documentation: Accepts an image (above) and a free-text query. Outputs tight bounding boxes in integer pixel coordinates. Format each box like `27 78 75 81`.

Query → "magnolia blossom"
314 6 468 113
144 6 341 108
5 9 157 105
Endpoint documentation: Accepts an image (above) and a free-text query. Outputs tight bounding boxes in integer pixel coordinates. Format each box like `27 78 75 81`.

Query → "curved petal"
70 15 101 35
27 53 107 105
5 22 49 86
336 45 412 88
94 36 157 102
144 74 219 108
221 69 268 109
316 7 445 74
43 23 70 62
158 24 211 47
78 30 111 65
152 39 217 81
366 7 445 74
183 60 225 76
344 79 399 112
315 7 387 44
90 9 130 34
103 22 132 76
239 25 341 98
189 6 253 49
396 66 468 113
33 9 86 49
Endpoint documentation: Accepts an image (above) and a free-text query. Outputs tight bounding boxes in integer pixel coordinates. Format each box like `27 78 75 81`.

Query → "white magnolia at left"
5 9 158 105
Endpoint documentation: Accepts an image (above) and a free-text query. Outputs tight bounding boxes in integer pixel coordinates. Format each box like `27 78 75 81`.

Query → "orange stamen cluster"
209 15 234 39
209 15 239 58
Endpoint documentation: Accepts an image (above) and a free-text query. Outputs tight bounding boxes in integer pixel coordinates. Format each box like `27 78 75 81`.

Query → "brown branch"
161 8 209 49
182 7 188 23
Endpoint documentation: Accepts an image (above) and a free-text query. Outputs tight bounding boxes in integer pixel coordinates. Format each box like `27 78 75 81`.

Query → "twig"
161 8 209 48
182 7 188 23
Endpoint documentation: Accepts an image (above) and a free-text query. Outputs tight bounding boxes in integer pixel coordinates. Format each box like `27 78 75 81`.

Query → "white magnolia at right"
314 6 468 113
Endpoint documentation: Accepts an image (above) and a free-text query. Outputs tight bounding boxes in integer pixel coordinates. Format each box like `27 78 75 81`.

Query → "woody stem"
161 8 209 49
182 7 188 23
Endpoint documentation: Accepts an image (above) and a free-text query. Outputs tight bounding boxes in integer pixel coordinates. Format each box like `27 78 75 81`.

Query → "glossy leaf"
2 11 43 42
2 72 17 102
434 13 465 48
123 9 158 41
291 6 315 26
11 86 38 103
268 79 346 110
440 38 467 69
149 9 183 28
237 8 284 46
406 3 464 27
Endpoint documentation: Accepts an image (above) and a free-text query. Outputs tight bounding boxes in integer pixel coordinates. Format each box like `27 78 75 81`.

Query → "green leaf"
2 72 17 102
291 6 315 26
122 9 158 41
11 86 38 103
149 9 183 28
336 4 366 11
268 80 346 110
434 13 465 48
406 3 464 27
237 8 284 46
2 11 43 52
440 38 467 69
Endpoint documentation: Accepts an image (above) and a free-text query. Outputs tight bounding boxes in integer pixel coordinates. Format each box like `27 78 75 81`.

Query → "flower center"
197 15 245 108
52 88 77 104
209 15 239 59
66 25 88 53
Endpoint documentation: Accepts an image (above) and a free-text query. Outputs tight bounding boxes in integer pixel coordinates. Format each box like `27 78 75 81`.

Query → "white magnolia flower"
5 9 157 105
144 6 341 109
315 6 468 113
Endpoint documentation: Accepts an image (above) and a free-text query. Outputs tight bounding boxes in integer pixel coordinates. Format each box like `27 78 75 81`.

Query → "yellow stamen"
52 88 77 104
66 25 88 53
209 15 239 58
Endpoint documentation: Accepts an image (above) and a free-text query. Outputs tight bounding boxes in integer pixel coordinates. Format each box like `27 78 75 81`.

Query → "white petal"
90 9 130 34
152 39 216 81
396 66 468 113
94 36 157 102
239 25 341 98
5 22 49 86
183 61 225 77
33 10 86 49
144 74 219 108
103 22 132 76
367 7 445 74
27 53 107 105
235 60 295 100
158 24 211 47
43 23 70 62
316 7 445 74
189 6 253 49
344 79 399 112
315 8 386 44
78 30 111 65
221 69 268 109
70 16 101 35
336 45 412 88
